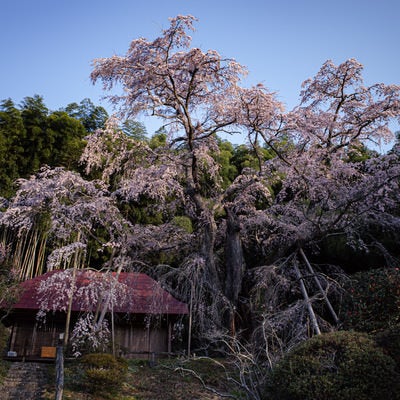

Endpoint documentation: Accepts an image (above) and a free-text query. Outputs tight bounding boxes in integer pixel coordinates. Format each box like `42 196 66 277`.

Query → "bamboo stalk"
20 233 32 280
14 234 25 280
36 233 48 276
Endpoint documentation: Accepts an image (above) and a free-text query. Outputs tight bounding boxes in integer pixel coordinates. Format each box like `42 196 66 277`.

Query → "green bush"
375 324 400 369
264 331 400 400
81 353 128 396
340 267 400 332
0 324 10 382
171 216 193 233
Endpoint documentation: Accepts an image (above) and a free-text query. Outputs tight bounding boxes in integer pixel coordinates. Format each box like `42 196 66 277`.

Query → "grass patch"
42 356 241 400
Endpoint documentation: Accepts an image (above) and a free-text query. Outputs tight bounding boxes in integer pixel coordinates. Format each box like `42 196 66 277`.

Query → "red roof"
10 270 188 315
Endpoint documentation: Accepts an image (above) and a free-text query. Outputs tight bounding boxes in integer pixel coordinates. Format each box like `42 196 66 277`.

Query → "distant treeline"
0 96 109 197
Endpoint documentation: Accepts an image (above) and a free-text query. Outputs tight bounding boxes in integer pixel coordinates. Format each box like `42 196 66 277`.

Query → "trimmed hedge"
264 331 400 400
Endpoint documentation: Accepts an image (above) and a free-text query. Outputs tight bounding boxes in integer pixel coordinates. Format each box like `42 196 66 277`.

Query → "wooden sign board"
41 346 57 358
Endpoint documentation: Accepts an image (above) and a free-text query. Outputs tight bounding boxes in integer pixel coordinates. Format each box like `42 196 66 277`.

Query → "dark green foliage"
64 98 108 132
118 199 165 225
315 232 398 273
215 139 238 188
45 111 87 169
265 331 400 400
340 267 400 332
121 119 148 141
149 129 167 149
0 96 105 197
80 353 128 396
0 99 26 197
0 324 10 383
231 143 275 174
231 144 261 173
19 95 50 175
171 215 193 233
375 324 400 369
20 96 87 173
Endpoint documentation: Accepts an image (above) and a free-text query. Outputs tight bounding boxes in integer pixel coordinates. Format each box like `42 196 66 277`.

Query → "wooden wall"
114 322 169 358
7 312 173 359
9 317 64 358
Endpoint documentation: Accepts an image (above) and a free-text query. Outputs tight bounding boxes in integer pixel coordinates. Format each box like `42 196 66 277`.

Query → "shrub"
264 331 400 400
375 324 400 369
171 216 193 233
81 353 128 396
340 267 400 332
0 324 10 382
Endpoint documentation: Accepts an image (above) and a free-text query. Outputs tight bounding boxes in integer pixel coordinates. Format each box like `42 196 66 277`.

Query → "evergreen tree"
64 98 108 132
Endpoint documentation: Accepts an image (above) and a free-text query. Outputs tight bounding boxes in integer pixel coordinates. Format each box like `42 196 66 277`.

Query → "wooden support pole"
167 321 172 354
55 338 64 400
299 248 339 324
187 282 193 358
294 262 321 335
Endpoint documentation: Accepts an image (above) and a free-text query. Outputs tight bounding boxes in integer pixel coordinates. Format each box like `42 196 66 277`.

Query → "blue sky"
1 0 399 143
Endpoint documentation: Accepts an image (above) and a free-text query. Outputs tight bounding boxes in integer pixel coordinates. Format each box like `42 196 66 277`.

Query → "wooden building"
1 270 188 359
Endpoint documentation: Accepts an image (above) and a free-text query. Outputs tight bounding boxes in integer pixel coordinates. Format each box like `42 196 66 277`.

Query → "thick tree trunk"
224 207 245 305
224 207 245 336
189 189 224 332
187 159 223 331
200 215 220 290
191 188 221 292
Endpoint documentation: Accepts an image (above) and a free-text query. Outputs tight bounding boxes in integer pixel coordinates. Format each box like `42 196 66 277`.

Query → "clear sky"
1 0 399 143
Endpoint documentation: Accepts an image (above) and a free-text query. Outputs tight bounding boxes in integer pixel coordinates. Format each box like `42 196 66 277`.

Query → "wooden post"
147 323 151 359
299 248 339 324
167 321 172 355
55 335 64 400
111 301 115 357
187 282 193 358
294 262 321 335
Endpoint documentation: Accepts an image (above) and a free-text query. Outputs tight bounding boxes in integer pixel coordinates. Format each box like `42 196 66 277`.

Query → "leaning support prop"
294 260 321 335
299 248 339 324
